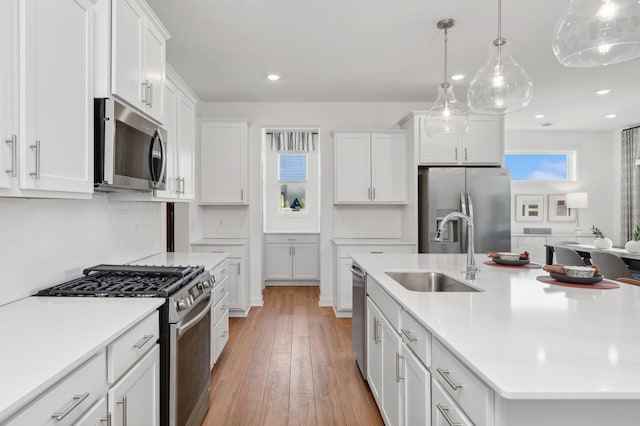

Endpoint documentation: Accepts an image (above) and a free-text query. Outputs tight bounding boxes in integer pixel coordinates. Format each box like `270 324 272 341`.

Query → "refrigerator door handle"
460 192 468 216
467 192 475 225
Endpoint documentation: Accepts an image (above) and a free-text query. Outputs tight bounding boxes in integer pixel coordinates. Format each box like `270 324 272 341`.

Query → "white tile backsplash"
333 205 402 238
0 194 165 306
199 205 250 238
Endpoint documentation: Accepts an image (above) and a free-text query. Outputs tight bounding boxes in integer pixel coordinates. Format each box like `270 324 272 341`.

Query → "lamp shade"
566 192 589 208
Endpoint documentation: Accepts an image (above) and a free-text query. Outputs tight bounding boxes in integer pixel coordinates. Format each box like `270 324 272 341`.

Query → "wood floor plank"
260 352 292 425
312 366 347 426
290 336 314 394
309 335 333 367
288 393 317 426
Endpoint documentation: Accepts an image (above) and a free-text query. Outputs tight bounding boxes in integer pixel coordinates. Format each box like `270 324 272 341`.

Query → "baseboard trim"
250 298 264 307
332 306 352 318
265 281 319 287
318 296 333 307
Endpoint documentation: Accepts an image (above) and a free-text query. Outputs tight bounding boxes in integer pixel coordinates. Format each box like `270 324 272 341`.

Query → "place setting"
538 264 619 290
484 251 543 269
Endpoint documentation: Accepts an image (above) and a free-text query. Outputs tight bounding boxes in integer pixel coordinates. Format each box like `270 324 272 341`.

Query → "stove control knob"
176 298 188 311
188 295 195 305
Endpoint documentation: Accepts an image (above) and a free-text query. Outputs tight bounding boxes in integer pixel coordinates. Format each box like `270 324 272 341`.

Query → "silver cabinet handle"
51 392 89 421
372 187 376 200
287 238 296 241
141 81 147 104
29 140 40 180
117 396 128 426
240 188 244 200
370 251 383 254
223 304 228 310
436 403 462 426
374 318 382 344
221 330 228 338
5 135 17 177
373 318 378 343
368 188 371 200
222 286 229 293
289 246 292 256
100 412 112 426
454 147 458 161
133 334 154 349
148 82 153 107
395 352 405 382
401 328 417 342
220 268 227 275
175 177 180 193
237 262 240 275
292 246 295 256
437 367 462 390
464 147 468 161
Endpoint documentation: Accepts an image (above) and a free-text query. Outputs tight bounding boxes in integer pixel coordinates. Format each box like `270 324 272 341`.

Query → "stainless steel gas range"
38 264 214 426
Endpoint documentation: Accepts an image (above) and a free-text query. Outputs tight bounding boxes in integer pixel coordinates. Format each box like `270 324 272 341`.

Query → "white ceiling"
147 0 640 131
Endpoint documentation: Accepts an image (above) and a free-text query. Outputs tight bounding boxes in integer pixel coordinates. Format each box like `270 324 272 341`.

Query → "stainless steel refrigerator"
418 167 511 254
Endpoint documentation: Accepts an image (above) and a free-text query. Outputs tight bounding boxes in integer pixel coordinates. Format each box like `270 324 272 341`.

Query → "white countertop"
132 251 229 270
332 238 414 245
0 297 164 422
351 253 640 400
191 238 248 246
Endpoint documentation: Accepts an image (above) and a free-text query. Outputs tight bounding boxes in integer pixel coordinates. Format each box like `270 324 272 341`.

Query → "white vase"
625 240 640 254
594 237 613 249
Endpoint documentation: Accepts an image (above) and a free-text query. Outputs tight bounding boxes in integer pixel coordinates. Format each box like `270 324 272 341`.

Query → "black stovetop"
37 264 204 298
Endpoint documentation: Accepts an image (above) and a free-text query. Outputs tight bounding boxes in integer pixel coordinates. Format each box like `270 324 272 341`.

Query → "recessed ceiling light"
267 74 280 81
451 74 465 81
534 114 545 119
595 89 612 95
541 122 553 127
605 114 617 118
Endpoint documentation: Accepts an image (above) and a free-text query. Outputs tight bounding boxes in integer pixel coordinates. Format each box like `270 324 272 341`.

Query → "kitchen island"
352 252 640 426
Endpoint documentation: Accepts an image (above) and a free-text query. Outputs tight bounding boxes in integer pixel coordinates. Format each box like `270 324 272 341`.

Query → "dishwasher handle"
350 265 366 280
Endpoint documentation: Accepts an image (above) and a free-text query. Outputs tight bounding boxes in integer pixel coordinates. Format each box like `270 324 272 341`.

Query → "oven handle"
177 294 212 337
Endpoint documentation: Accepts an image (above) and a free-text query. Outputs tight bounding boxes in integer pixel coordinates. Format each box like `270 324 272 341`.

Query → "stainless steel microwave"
94 98 166 191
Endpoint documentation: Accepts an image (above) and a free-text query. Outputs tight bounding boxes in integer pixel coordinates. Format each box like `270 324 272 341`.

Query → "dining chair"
554 246 586 266
590 251 633 279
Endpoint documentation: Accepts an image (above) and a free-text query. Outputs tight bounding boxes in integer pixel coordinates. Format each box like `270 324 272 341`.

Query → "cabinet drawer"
212 309 229 364
6 351 107 426
211 259 230 283
73 397 107 426
213 292 230 325
432 339 494 426
108 311 159 384
400 309 432 368
192 244 245 258
366 277 400 331
264 234 319 244
432 379 474 426
213 275 230 305
337 244 413 259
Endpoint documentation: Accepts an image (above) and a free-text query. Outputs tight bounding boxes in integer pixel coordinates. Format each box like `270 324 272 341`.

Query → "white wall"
506 130 618 243
197 102 426 306
0 194 165 306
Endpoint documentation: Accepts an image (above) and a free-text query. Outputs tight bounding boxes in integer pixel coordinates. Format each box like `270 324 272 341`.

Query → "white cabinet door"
265 244 292 280
22 0 93 194
367 298 383 406
153 79 178 200
334 133 371 203
177 93 195 200
371 133 407 203
108 345 159 426
380 317 401 426
200 121 248 204
0 0 17 190
419 116 459 164
227 258 241 308
143 22 165 123
292 244 319 280
112 0 144 109
463 116 503 165
432 379 473 426
338 258 353 311
402 344 430 426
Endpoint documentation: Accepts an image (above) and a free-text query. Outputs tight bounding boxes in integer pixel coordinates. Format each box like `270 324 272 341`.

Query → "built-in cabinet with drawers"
5 311 159 425
192 240 250 317
0 0 94 199
199 121 249 204
265 234 319 282
334 131 408 204
210 259 230 367
511 234 593 265
333 241 414 317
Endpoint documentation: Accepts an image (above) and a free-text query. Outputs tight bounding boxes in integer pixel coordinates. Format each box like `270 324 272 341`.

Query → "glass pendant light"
467 0 533 115
425 19 469 137
553 0 640 67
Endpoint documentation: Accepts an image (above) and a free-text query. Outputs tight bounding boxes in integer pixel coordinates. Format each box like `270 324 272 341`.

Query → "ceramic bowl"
564 266 596 278
498 252 521 261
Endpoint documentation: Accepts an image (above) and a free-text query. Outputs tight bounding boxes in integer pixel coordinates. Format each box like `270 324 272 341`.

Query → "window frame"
504 150 577 183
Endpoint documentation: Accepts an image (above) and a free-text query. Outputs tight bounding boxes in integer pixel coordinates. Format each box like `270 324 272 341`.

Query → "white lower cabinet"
74 397 108 426
108 344 160 426
211 259 231 368
264 234 319 282
432 379 473 426
402 344 431 426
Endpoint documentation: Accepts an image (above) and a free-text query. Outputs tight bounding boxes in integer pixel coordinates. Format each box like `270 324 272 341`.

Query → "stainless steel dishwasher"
351 262 367 378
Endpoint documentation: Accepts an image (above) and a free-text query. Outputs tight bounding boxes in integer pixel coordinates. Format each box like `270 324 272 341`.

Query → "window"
505 151 575 181
278 153 307 212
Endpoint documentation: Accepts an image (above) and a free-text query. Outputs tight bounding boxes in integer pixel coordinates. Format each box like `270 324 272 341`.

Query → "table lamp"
565 192 589 233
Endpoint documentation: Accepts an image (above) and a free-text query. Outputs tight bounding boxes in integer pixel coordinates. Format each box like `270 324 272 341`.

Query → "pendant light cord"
497 0 502 40
443 26 449 85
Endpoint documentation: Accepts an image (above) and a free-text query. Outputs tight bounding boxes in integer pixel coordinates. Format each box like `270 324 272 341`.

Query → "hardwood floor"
203 286 384 426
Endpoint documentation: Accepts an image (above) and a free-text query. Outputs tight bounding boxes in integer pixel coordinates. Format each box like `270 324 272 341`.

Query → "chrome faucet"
435 211 479 280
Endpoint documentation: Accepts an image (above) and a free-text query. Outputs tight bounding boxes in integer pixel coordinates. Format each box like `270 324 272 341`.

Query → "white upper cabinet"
199 121 249 204
0 0 94 198
153 78 178 199
334 131 407 204
418 115 504 166
111 0 168 124
176 93 195 199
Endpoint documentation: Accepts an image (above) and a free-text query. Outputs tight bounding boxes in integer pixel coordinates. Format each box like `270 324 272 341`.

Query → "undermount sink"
385 271 481 292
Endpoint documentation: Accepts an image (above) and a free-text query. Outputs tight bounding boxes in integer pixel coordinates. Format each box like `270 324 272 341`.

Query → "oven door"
170 294 212 426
